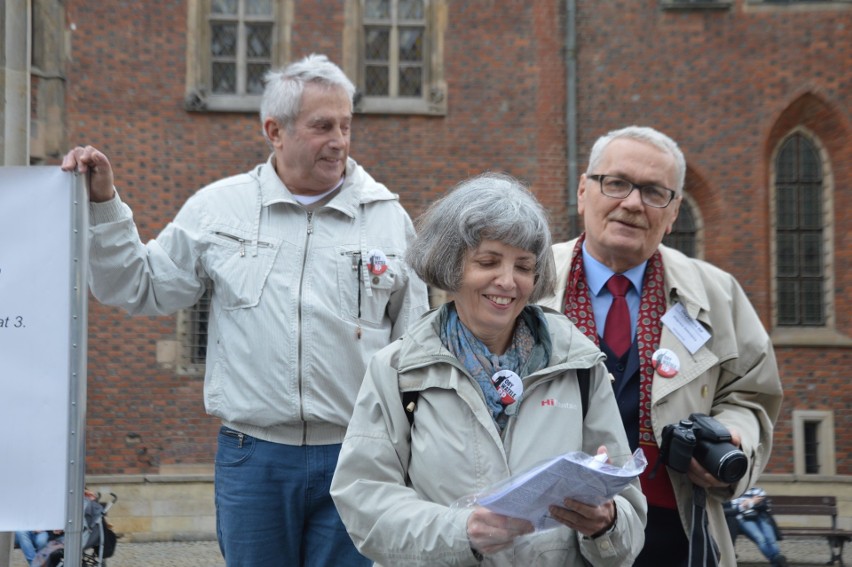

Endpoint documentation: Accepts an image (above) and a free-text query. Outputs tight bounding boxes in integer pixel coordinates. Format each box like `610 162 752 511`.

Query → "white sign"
0 167 82 530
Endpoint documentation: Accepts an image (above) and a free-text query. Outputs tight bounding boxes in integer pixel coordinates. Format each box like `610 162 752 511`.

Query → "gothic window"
774 133 826 326
662 195 700 258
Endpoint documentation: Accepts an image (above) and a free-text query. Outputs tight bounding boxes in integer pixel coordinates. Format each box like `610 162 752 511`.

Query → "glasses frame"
588 174 677 209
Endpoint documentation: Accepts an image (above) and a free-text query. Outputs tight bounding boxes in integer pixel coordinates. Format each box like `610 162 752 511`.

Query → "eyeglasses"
588 174 677 209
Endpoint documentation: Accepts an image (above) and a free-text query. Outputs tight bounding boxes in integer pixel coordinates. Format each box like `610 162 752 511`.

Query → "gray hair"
260 54 356 135
407 173 557 303
587 125 687 194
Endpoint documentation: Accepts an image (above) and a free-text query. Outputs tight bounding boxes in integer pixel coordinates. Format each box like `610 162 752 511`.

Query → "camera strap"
688 486 720 567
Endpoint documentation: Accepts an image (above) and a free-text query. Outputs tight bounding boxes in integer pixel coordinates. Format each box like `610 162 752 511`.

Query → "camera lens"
716 450 748 484
694 441 748 484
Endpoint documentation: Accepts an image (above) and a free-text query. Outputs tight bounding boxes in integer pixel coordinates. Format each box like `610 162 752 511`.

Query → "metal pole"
0 0 31 563
63 174 90 567
565 0 580 236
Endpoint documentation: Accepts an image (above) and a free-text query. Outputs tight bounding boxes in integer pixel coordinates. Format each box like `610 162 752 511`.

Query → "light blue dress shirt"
581 242 647 340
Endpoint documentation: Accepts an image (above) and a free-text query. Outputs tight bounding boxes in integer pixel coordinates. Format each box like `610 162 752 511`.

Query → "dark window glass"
247 24 272 58
775 134 825 326
399 0 424 19
209 0 273 96
211 23 237 57
365 0 391 18
212 62 236 93
366 65 390 96
662 197 697 258
184 288 212 365
361 0 426 99
803 421 820 474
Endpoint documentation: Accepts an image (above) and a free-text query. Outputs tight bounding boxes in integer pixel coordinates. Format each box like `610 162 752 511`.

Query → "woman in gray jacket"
331 173 646 566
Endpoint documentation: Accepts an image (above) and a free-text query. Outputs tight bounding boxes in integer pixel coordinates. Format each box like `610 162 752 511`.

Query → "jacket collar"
396 304 604 392
658 243 712 323
256 155 398 217
554 238 712 326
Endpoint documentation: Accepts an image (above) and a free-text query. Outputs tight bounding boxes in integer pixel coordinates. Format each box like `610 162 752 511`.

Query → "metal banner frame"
63 173 89 567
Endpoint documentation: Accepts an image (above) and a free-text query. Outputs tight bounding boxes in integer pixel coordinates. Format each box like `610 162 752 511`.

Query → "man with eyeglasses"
540 126 782 566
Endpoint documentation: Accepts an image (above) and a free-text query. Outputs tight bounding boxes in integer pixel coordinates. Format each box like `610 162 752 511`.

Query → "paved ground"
9 535 851 566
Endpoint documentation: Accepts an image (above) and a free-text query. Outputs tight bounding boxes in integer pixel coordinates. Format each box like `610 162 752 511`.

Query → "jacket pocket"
337 246 401 326
205 229 280 310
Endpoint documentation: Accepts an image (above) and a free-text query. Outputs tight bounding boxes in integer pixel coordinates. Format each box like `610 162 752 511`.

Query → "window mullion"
389 1 400 97
237 0 247 95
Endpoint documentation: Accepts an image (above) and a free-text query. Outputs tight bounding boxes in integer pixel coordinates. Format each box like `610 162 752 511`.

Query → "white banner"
0 167 82 531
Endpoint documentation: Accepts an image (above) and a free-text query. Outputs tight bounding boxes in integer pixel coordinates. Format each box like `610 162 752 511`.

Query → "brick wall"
574 0 851 475
62 0 850 481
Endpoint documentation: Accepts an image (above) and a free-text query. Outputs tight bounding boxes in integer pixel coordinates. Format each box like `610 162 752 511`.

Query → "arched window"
663 193 701 258
775 133 825 326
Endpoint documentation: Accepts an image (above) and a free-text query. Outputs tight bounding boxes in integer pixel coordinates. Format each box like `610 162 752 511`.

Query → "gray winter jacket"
331 305 646 566
87 156 429 444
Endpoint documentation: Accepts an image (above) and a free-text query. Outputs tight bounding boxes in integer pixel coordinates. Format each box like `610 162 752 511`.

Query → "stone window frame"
184 0 293 113
792 409 836 476
342 0 447 116
769 127 849 346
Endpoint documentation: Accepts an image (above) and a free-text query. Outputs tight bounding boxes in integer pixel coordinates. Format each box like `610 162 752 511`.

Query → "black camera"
658 413 748 484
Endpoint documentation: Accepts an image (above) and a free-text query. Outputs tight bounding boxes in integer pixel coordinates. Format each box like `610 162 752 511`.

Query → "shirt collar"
581 242 648 297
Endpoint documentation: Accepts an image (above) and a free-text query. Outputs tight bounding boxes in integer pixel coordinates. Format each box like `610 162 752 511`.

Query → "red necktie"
604 274 632 358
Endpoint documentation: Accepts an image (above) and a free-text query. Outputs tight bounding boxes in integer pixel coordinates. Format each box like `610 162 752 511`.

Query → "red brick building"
4 0 848 538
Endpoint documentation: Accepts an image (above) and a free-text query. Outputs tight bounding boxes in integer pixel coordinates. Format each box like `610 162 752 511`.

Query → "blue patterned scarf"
440 303 551 430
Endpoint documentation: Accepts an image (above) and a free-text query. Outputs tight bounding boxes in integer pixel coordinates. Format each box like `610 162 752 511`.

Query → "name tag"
661 302 711 354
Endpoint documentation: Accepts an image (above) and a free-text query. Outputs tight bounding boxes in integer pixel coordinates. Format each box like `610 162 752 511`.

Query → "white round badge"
651 348 680 378
491 369 524 405
366 249 389 275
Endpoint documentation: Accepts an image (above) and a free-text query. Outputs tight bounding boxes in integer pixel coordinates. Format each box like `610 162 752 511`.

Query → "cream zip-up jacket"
87 157 429 445
331 306 646 566
540 239 783 566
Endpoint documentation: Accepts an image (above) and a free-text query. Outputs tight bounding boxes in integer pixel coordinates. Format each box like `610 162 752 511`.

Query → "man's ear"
577 174 588 215
664 196 682 235
263 118 284 146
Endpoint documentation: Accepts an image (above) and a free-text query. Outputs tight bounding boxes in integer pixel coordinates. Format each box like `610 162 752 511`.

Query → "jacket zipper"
213 231 273 257
296 211 314 444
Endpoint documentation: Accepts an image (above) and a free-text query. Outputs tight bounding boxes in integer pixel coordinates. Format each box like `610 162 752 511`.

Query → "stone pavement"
9 535 851 566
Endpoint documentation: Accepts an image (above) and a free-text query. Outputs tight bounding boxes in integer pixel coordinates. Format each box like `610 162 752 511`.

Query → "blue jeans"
15 531 49 565
738 516 782 561
214 426 370 567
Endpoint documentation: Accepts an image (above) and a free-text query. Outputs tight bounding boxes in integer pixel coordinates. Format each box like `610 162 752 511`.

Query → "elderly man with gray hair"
539 126 783 566
62 54 428 566
332 173 646 566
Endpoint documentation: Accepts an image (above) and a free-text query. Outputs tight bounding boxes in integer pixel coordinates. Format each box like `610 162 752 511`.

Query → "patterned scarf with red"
562 234 676 509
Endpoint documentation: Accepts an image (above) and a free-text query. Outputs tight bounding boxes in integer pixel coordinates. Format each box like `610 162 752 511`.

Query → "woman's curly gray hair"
406 172 556 303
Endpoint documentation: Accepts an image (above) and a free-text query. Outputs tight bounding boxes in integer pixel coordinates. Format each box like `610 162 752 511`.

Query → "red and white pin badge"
491 369 524 406
651 348 680 378
366 249 388 275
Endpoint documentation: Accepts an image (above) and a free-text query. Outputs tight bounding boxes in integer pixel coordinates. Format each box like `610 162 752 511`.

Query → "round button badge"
652 348 680 378
366 249 388 275
491 369 524 406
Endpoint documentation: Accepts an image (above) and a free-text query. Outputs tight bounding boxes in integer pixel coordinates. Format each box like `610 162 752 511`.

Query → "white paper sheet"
0 167 76 530
476 449 646 531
